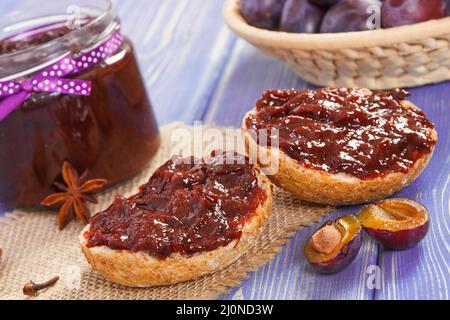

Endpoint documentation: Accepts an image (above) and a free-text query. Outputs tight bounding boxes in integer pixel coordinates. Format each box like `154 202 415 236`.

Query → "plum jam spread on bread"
84 151 268 259
245 88 436 180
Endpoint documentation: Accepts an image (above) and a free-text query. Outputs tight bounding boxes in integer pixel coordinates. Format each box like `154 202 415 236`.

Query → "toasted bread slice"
243 100 437 206
80 171 272 287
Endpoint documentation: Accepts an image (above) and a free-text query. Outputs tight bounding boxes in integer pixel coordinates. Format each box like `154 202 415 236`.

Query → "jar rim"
0 0 117 80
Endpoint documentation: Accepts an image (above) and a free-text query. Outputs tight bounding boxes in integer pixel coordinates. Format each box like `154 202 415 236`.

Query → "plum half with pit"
305 215 363 273
240 0 288 30
382 0 447 28
358 198 430 250
280 0 325 33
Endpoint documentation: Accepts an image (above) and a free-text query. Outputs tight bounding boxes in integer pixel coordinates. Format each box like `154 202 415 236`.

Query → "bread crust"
242 100 437 206
80 173 273 287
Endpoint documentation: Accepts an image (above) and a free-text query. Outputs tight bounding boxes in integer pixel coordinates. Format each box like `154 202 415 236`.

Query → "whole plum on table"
280 0 326 33
382 0 447 28
320 0 383 33
305 215 363 274
358 198 430 250
310 0 342 7
240 0 288 30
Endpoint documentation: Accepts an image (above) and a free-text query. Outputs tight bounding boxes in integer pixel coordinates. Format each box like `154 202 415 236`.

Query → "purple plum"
382 0 447 28
240 0 288 30
320 0 383 33
280 0 326 33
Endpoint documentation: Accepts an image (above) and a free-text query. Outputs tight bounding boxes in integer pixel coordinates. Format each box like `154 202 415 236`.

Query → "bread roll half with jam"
243 88 437 206
80 151 272 287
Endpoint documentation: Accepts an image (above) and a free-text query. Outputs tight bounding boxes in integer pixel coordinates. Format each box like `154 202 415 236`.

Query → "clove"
23 276 60 297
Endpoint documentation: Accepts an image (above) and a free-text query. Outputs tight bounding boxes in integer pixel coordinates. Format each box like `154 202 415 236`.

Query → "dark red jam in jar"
0 1 160 207
245 88 436 180
85 151 268 259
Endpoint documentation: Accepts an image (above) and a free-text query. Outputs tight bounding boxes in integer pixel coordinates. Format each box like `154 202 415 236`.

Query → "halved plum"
358 198 430 250
305 215 363 273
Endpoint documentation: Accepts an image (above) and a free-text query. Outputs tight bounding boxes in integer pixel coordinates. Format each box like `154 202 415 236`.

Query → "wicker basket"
223 0 450 90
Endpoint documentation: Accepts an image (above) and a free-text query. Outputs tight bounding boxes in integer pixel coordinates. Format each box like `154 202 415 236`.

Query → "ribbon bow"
0 31 123 122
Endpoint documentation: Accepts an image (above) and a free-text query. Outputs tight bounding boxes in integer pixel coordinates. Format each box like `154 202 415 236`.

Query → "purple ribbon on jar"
0 30 124 122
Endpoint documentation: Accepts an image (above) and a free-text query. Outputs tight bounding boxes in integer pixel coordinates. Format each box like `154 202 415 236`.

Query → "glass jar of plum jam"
0 0 160 208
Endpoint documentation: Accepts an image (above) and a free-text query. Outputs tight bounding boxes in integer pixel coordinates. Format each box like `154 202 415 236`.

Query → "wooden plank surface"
111 0 237 125
1 0 449 300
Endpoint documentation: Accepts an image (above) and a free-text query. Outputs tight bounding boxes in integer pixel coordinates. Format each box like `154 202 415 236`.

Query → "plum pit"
311 224 342 255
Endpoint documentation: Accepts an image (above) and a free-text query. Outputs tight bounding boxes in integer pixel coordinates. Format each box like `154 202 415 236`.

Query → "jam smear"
85 151 268 259
245 88 436 180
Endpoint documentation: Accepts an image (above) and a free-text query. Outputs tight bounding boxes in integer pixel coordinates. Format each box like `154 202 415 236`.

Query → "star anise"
41 161 107 230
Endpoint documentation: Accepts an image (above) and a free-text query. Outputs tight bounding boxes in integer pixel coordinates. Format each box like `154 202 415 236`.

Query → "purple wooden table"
1 0 449 300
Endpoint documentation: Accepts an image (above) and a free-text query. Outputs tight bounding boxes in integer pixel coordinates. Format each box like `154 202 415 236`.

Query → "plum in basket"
280 0 326 33
240 0 288 30
320 0 383 33
382 0 447 28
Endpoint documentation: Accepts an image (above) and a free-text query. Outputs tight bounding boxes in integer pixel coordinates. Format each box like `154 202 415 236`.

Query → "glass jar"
0 0 160 208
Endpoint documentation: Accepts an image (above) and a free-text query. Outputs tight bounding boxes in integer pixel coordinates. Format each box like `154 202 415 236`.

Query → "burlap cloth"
0 123 331 300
